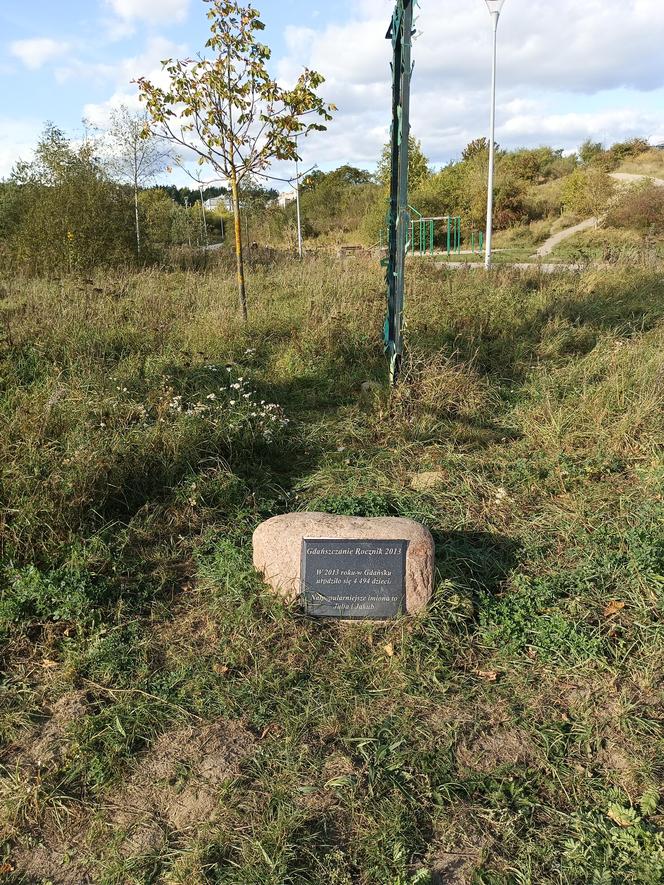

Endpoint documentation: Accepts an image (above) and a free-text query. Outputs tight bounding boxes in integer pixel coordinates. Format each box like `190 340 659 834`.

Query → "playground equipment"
383 0 413 386
408 209 462 256
470 230 484 254
380 211 464 256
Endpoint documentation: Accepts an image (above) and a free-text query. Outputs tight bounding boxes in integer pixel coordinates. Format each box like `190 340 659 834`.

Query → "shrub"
606 182 664 235
563 168 616 217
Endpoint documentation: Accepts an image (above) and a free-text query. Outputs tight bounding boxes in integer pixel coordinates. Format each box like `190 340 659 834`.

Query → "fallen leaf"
213 663 229 675
476 669 499 682
41 659 58 669
604 600 626 618
607 803 637 827
260 723 281 740
384 642 395 658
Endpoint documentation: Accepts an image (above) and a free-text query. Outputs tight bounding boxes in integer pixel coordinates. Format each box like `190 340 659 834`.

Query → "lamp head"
485 0 506 13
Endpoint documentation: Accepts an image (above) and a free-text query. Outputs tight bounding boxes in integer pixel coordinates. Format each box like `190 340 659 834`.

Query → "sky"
2 0 664 187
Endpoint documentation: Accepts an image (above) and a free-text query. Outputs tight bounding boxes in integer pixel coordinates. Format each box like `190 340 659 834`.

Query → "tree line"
1 0 662 314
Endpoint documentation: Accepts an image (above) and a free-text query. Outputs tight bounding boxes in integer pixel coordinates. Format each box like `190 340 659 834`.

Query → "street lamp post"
484 0 506 270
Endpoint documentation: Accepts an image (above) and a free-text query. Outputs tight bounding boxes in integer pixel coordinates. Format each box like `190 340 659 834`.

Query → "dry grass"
1 257 663 883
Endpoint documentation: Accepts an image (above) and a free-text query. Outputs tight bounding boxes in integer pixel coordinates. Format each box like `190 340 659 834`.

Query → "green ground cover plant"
0 257 662 883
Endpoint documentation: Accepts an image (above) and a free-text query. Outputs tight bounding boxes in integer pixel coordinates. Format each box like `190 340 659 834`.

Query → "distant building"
204 195 231 211
277 190 297 209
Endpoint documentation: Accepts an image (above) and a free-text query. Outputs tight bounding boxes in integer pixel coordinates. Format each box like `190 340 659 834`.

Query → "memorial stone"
252 512 434 618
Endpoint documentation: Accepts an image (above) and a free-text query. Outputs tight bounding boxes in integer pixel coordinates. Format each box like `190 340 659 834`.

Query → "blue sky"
2 0 664 184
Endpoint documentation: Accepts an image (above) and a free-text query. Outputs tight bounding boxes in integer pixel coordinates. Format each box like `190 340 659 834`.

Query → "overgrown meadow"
1 256 663 883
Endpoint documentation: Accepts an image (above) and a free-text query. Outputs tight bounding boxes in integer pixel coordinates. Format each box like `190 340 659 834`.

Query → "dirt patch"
8 813 93 885
430 849 482 885
428 815 487 885
596 739 645 797
27 691 90 770
105 718 254 857
7 718 255 878
5 690 91 772
456 726 537 774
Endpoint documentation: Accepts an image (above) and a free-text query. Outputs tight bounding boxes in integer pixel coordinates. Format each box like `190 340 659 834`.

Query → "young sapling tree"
137 0 334 319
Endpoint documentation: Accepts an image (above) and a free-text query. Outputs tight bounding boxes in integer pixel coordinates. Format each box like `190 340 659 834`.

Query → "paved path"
534 217 598 258
438 261 584 273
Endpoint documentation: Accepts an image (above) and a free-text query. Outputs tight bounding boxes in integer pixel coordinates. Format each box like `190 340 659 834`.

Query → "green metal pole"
447 217 451 255
384 0 413 385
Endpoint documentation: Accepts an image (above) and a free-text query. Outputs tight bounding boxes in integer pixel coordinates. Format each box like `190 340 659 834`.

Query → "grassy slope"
616 149 664 178
1 259 663 884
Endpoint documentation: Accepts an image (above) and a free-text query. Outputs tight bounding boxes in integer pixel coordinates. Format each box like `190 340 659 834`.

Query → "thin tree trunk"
230 169 248 321
134 185 141 258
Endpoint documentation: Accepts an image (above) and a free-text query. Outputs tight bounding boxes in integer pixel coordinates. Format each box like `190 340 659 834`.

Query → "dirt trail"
610 171 664 187
532 171 664 260
534 217 597 258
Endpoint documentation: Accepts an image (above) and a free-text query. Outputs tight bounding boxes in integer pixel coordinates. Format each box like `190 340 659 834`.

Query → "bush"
0 565 112 629
606 182 664 235
562 168 615 217
523 178 566 220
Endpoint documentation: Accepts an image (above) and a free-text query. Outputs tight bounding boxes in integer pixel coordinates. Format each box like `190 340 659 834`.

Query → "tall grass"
1 257 663 883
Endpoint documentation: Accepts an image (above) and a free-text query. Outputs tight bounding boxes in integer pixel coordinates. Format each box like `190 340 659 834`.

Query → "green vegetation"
0 125 218 275
137 0 334 318
2 120 663 273
1 257 663 882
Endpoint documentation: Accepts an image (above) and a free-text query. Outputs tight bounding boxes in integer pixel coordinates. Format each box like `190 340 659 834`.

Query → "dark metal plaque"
301 539 408 619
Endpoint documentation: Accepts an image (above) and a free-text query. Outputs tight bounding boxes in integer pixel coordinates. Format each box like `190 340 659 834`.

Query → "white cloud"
82 36 183 127
105 0 190 24
0 119 43 179
10 38 70 70
273 0 664 171
83 90 144 128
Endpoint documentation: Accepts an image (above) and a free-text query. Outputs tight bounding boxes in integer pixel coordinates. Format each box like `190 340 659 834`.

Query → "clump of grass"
518 325 664 461
390 348 497 424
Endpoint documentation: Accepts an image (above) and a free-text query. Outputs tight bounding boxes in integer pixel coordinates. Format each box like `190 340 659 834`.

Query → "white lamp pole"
484 0 506 270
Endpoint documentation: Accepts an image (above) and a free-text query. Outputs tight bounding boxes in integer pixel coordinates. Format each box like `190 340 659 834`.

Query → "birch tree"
137 0 334 319
106 106 169 257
